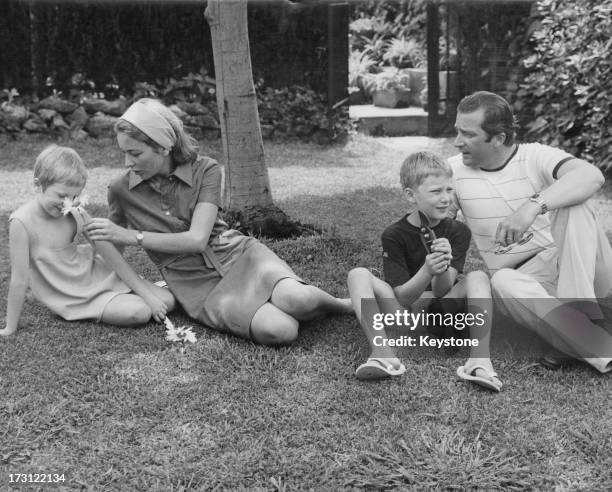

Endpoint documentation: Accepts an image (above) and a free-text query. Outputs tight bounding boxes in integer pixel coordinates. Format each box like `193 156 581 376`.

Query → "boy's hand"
429 238 452 272
424 252 451 276
430 238 452 255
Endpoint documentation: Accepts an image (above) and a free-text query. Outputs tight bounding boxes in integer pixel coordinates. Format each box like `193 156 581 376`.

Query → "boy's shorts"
422 297 467 353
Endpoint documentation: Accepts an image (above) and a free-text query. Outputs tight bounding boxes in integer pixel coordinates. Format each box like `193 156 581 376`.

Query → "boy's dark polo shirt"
382 215 471 288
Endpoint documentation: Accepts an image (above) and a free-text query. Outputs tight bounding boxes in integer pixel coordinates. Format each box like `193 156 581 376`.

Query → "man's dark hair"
457 91 518 145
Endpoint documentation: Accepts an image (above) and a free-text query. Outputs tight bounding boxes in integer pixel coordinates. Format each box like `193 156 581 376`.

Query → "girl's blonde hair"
400 150 453 190
33 145 87 191
114 98 199 166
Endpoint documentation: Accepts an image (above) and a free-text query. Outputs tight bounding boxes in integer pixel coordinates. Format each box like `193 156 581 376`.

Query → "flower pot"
439 70 457 101
405 68 427 106
405 68 457 105
372 88 411 108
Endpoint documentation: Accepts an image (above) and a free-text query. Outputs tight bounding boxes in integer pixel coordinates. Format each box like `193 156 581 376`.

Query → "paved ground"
375 135 447 151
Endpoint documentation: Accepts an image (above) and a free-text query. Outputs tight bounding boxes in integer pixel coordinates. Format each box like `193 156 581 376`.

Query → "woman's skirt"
160 230 302 339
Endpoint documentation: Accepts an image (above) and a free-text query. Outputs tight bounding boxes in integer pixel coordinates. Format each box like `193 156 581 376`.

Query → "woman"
85 98 351 345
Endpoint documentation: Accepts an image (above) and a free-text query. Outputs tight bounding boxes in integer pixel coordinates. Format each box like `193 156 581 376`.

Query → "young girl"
1 145 175 336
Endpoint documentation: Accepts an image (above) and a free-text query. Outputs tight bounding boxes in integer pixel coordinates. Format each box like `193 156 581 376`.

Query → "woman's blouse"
108 155 228 269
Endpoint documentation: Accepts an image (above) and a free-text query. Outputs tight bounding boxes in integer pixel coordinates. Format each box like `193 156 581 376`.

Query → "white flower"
61 194 90 215
166 331 182 343
164 317 176 331
181 327 197 344
163 316 197 346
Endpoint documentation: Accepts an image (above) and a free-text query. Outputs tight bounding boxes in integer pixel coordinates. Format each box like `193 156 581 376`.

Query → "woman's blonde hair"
33 145 87 191
115 98 199 166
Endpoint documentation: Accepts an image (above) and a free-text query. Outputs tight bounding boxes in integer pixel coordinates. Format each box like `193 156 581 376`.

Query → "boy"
347 151 501 391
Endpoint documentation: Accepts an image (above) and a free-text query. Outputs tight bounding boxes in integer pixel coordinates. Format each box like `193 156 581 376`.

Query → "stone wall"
0 96 220 141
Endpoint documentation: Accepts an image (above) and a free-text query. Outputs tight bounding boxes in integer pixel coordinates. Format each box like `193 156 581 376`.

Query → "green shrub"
256 83 351 143
516 0 612 170
350 0 428 62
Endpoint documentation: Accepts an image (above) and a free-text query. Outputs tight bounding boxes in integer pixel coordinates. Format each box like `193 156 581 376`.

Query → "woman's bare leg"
270 278 352 321
250 302 299 345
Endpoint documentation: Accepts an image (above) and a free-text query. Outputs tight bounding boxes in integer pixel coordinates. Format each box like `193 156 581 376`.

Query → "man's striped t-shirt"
449 143 574 273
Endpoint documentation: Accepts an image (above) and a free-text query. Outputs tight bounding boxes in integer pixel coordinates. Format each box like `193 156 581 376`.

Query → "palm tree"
205 0 300 237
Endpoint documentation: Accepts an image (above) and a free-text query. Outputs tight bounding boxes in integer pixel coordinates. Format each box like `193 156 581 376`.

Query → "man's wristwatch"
529 193 548 215
136 231 144 246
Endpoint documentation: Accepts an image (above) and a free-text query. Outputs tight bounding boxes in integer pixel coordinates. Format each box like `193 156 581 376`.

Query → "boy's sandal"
355 358 406 381
538 347 571 370
456 364 502 392
538 353 563 370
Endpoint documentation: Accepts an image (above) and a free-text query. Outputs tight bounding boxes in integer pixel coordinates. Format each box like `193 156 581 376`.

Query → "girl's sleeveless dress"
9 207 131 321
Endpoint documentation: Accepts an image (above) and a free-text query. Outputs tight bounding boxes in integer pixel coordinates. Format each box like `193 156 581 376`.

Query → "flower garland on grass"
164 317 197 353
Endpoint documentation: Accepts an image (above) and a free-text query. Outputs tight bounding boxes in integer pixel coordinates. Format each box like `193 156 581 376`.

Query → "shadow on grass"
278 185 405 243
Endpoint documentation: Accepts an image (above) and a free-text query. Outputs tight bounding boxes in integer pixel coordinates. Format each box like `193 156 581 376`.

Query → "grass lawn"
1 133 612 491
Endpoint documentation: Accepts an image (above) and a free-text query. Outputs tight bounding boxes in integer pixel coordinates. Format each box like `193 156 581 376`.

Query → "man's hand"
495 201 540 246
85 219 131 245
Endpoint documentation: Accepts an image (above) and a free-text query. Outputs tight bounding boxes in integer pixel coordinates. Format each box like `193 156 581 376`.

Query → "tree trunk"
205 0 305 238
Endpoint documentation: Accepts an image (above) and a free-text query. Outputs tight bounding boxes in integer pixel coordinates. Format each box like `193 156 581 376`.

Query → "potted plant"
371 70 412 108
380 36 427 106
382 37 425 69
349 51 376 105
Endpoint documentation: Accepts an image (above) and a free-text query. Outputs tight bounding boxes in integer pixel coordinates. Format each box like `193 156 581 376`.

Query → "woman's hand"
85 219 132 245
143 293 168 323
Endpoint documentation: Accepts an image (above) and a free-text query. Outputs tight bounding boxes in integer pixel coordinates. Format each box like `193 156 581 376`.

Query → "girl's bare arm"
80 210 170 322
2 220 31 336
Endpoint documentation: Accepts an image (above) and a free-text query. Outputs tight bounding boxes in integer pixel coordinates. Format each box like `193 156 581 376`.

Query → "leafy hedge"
257 84 350 143
513 0 612 171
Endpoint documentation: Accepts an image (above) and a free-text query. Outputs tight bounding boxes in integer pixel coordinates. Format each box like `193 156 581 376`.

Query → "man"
449 91 612 373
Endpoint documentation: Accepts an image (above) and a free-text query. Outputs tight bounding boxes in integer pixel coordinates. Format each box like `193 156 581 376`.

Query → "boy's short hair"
33 145 87 191
400 151 453 189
